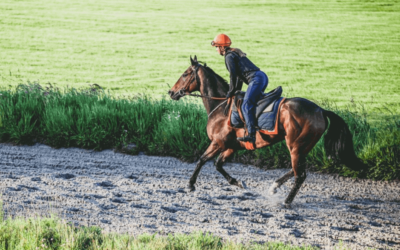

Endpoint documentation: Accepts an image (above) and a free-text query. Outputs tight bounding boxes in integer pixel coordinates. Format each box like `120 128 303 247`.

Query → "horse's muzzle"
168 90 184 100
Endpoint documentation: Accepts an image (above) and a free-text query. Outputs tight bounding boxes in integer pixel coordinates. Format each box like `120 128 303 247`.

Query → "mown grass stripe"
0 0 399 114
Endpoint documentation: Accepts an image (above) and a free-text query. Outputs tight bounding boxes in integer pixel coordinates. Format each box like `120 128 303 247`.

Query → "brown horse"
168 56 367 206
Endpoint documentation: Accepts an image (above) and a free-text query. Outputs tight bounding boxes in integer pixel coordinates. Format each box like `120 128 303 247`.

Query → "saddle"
226 86 284 151
232 86 283 120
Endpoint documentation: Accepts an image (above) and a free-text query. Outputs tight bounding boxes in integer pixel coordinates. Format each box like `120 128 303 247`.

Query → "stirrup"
237 135 256 143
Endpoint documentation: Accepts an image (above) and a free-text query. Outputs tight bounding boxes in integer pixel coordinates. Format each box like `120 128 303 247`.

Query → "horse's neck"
199 75 227 115
200 89 225 115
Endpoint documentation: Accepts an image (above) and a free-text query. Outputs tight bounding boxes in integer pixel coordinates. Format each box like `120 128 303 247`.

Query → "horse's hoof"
187 185 195 192
238 180 247 189
282 202 291 209
269 182 279 195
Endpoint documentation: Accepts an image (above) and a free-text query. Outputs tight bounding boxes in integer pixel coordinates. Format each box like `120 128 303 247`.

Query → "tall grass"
0 83 399 180
0 206 317 250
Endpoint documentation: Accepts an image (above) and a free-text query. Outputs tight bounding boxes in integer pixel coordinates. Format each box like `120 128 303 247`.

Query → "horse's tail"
323 110 368 171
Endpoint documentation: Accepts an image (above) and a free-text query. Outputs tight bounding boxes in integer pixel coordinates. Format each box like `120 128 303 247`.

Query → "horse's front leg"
215 149 246 189
188 142 220 192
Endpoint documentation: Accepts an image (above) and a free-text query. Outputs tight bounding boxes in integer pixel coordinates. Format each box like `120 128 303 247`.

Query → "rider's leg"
238 71 268 142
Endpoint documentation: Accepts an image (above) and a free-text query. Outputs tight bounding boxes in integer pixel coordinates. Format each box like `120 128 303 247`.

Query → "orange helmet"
211 34 232 47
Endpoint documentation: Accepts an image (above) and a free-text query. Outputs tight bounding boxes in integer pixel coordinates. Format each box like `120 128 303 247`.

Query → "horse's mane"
197 61 230 116
198 61 229 95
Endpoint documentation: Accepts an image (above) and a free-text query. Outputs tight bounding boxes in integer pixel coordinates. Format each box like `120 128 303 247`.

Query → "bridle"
171 62 232 118
172 63 227 101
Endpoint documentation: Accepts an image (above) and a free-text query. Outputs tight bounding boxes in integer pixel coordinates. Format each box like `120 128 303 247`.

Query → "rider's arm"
225 53 241 97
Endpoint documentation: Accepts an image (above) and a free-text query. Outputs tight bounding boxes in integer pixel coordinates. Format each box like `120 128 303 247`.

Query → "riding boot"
237 133 256 143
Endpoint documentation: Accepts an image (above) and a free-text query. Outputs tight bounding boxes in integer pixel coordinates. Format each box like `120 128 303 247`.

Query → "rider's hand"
226 92 234 99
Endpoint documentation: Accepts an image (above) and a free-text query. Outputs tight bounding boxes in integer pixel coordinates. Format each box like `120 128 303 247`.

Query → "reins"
184 92 227 100
178 90 230 118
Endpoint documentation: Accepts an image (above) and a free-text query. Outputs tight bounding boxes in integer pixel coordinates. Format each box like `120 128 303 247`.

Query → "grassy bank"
0 83 399 181
0 203 317 250
1 0 399 113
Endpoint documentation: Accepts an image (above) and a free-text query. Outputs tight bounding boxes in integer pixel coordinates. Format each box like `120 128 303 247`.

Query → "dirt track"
0 143 399 249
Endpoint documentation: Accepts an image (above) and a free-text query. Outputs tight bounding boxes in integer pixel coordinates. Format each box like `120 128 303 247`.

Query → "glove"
226 92 234 99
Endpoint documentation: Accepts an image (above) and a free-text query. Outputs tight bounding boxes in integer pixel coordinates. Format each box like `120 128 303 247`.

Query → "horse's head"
168 56 201 100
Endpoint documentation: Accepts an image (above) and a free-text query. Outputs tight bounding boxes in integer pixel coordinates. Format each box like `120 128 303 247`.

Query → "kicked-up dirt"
0 143 399 249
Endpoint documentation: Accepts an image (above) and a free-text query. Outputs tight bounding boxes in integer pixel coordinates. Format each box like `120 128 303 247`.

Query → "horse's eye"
182 73 188 77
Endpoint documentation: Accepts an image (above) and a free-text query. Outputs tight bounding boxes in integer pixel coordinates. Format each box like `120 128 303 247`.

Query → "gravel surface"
0 143 399 249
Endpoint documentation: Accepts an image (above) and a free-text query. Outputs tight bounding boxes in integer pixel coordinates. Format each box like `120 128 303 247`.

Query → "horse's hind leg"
284 154 307 205
269 170 294 195
215 149 245 189
279 109 325 206
282 127 324 206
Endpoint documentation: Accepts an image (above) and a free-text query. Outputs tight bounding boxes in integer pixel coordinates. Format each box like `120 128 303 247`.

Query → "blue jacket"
225 49 260 97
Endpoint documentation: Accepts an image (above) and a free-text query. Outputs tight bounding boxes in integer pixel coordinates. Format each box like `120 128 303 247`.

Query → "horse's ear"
204 62 207 67
194 55 198 62
190 56 196 66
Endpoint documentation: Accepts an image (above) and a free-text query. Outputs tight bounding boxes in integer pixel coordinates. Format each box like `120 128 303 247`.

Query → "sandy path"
0 143 399 249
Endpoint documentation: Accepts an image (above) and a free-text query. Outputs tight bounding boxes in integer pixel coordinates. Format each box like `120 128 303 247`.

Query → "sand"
0 143 399 249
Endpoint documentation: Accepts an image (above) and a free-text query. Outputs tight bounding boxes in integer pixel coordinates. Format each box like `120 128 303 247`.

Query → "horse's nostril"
168 91 174 96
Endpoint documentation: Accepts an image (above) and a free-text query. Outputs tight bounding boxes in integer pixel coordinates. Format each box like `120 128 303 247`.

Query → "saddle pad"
233 86 282 118
229 97 285 134
258 97 284 132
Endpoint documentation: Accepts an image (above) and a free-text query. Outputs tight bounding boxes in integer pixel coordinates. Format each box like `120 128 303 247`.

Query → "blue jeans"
242 70 268 134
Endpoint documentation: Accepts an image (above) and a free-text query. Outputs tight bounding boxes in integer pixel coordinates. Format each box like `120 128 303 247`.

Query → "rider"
211 33 268 143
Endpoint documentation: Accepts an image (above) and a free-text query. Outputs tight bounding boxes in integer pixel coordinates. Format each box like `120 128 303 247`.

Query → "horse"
168 56 368 206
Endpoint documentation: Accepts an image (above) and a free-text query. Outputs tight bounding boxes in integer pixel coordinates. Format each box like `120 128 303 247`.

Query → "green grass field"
1 0 399 115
